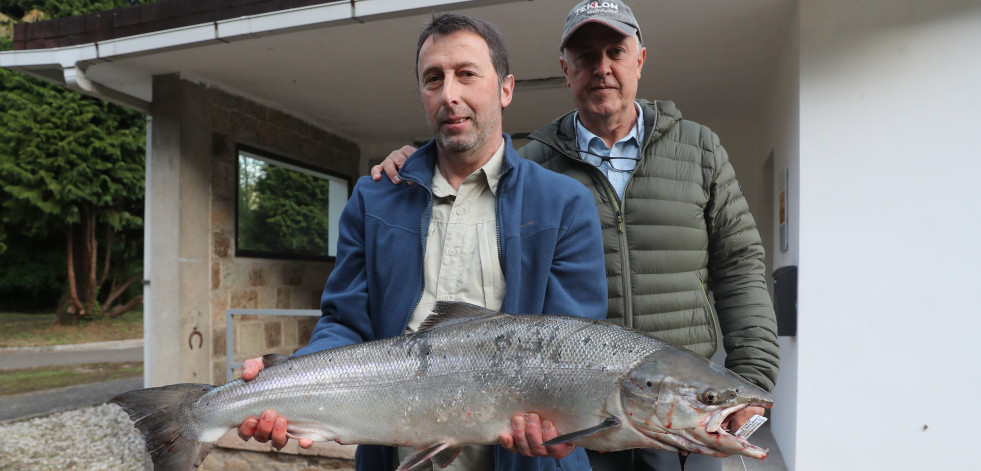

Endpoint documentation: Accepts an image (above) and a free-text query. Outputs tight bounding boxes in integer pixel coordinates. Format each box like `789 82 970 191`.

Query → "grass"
0 309 144 397
0 362 143 396
0 309 143 348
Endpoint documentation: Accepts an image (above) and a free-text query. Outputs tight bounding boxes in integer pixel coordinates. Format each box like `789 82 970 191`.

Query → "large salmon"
112 302 773 470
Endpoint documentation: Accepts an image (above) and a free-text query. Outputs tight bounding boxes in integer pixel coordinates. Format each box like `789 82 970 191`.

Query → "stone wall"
200 448 354 471
207 86 360 382
146 76 359 466
208 432 356 470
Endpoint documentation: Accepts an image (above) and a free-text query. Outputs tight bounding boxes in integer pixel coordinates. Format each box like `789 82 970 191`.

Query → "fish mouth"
701 404 769 459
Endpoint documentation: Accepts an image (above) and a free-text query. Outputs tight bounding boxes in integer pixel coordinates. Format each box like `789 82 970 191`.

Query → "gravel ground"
0 404 146 471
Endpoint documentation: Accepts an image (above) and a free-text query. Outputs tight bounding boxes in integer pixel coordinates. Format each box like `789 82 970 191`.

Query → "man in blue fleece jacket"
237 12 606 471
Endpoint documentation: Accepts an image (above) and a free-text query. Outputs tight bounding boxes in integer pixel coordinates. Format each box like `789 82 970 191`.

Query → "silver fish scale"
190 314 666 446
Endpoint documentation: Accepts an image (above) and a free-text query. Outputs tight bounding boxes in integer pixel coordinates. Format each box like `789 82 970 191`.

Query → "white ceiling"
76 0 796 146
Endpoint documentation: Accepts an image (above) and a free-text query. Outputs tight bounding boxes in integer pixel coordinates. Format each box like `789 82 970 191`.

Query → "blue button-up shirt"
574 102 644 200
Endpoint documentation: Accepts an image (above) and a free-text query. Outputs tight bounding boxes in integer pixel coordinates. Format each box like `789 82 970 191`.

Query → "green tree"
0 1 152 321
238 158 331 257
0 1 145 19
0 231 65 311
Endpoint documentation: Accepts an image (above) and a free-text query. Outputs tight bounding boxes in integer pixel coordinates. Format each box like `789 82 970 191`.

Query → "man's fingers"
397 145 415 158
542 420 575 460
499 432 515 451
241 361 254 381
395 145 414 167
246 409 293 450
242 357 264 381
508 413 549 457
523 413 548 457
730 405 766 431
510 414 530 456
375 145 417 185
271 417 288 450
375 150 405 184
253 409 277 443
382 159 401 184
238 417 258 441
540 419 559 441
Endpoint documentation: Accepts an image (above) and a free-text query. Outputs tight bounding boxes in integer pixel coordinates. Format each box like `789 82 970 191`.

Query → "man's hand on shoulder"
370 145 416 184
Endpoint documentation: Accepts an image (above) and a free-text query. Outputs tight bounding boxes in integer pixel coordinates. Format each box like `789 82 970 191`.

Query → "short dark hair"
416 13 510 84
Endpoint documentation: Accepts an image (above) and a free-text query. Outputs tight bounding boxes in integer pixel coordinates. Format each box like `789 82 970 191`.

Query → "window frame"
233 144 352 262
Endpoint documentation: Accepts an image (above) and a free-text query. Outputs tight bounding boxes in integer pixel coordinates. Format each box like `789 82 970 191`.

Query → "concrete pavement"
0 339 144 423
0 338 143 370
0 376 143 422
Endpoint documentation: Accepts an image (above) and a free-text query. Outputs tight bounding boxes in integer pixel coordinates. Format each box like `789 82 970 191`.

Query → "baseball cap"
560 0 642 50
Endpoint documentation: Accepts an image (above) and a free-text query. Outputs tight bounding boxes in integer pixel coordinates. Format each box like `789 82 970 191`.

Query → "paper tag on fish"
734 415 767 439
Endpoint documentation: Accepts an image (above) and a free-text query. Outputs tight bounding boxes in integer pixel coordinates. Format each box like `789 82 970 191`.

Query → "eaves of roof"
1 0 513 113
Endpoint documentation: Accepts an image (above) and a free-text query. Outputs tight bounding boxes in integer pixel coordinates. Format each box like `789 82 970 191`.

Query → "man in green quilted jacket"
373 2 779 469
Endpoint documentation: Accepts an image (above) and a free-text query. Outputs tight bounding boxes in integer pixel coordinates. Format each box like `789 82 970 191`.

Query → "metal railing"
225 308 320 382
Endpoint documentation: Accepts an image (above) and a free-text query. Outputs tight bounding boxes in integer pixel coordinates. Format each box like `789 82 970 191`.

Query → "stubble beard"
435 110 499 159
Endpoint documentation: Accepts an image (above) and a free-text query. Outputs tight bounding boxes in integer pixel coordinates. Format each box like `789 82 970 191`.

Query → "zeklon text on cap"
560 0 642 50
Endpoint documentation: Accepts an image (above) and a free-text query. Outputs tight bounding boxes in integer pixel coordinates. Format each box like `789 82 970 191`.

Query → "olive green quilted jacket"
521 100 779 391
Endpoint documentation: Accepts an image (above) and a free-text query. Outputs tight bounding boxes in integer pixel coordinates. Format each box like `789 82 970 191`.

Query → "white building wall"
761 2 800 468
798 1 981 469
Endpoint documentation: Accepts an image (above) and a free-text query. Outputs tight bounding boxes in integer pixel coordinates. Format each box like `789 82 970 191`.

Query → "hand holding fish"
499 413 576 459
237 357 312 450
236 356 576 458
727 406 766 433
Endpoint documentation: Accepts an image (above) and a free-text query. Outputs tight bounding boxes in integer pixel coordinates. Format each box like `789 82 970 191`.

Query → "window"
236 146 350 260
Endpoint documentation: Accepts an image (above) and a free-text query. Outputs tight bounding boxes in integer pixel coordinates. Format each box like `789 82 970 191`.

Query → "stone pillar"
145 74 213 386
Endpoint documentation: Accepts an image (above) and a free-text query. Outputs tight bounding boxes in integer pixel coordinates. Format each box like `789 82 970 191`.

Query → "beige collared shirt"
406 141 507 333
399 142 506 470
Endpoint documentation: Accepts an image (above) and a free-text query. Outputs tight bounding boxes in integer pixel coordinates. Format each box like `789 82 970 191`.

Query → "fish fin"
419 302 500 332
262 353 290 368
285 421 334 442
542 417 622 446
431 446 464 468
111 384 217 470
396 443 451 471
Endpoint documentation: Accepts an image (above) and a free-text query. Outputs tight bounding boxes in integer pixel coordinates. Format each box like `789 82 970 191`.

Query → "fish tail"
111 383 216 471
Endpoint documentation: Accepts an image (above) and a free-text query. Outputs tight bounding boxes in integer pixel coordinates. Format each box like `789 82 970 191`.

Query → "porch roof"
1 0 796 147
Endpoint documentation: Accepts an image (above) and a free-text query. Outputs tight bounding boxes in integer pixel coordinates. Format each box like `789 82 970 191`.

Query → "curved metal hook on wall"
188 328 204 350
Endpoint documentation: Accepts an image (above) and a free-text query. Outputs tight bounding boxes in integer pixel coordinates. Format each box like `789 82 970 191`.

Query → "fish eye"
701 388 720 404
